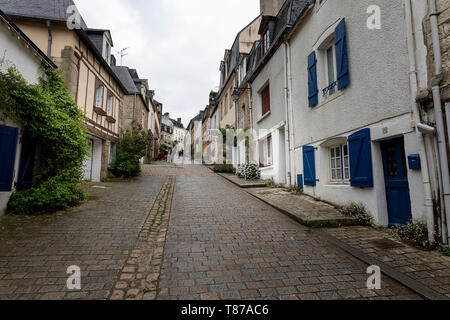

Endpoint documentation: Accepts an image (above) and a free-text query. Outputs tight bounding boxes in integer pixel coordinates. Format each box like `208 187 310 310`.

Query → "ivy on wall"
0 67 88 215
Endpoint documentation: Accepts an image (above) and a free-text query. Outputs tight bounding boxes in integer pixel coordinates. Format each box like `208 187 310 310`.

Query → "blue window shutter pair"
308 18 350 107
0 125 19 192
303 146 316 186
307 52 318 107
335 18 350 90
348 128 373 188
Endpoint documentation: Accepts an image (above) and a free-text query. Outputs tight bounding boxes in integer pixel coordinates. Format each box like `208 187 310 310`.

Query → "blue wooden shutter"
348 128 373 188
335 18 350 90
307 51 318 107
303 146 316 186
17 134 37 191
0 125 18 192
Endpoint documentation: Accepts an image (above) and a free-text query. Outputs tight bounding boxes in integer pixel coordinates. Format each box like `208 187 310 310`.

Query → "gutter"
428 0 450 245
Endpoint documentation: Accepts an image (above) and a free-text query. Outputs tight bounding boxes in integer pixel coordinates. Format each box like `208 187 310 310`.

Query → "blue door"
0 125 19 192
381 138 412 226
17 134 36 191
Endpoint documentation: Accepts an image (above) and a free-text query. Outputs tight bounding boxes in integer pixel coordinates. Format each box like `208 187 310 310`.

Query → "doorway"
381 137 412 227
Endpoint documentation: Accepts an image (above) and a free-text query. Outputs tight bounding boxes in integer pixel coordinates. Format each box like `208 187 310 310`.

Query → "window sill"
106 116 116 124
260 165 274 171
257 111 272 124
317 90 343 109
94 106 107 116
325 182 350 187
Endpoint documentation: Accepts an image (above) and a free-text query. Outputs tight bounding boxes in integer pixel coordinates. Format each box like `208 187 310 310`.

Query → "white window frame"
95 82 104 108
329 144 350 184
106 93 114 116
320 40 338 100
259 135 273 168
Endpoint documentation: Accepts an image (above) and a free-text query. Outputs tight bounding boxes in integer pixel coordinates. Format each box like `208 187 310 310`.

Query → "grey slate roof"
0 0 87 29
111 66 139 95
246 0 314 83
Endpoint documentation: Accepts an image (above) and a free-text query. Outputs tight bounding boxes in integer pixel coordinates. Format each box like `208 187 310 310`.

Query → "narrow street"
0 164 421 300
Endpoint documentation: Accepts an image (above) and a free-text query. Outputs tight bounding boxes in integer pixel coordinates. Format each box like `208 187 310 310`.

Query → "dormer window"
104 41 111 64
262 31 270 55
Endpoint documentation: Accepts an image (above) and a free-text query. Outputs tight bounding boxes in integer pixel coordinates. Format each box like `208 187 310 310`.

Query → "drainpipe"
428 0 450 244
434 134 448 243
133 93 137 123
286 40 296 186
446 102 450 151
248 83 254 163
283 43 292 185
404 0 435 243
46 20 52 57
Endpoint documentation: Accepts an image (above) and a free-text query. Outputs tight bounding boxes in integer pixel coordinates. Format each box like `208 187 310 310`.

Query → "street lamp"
232 88 240 103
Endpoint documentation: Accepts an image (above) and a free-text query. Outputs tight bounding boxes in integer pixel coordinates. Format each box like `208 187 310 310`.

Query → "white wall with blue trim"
287 0 429 226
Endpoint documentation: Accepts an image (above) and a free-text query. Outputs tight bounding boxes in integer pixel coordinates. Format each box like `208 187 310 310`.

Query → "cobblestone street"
0 164 426 300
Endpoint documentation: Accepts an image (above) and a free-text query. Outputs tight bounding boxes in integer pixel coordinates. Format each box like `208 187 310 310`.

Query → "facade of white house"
250 44 288 184
287 0 430 227
0 11 57 215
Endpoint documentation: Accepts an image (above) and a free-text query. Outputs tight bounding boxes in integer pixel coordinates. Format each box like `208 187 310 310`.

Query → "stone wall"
423 0 450 101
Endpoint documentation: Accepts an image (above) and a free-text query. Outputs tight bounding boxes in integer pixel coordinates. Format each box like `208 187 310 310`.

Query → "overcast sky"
74 0 260 127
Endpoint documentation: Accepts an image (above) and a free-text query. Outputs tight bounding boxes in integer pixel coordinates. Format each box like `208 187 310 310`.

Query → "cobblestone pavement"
325 226 450 298
0 164 428 300
156 168 421 300
0 175 165 300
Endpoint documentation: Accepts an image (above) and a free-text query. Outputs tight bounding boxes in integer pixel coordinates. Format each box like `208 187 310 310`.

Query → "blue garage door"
0 125 19 192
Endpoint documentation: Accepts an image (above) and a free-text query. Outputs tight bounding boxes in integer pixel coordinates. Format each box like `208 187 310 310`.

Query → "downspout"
46 20 52 57
428 0 450 244
133 93 137 123
286 40 296 186
404 0 436 243
248 83 255 164
283 42 292 185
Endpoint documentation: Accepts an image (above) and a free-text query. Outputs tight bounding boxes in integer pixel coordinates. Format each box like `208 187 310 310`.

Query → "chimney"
260 0 285 16
177 118 182 124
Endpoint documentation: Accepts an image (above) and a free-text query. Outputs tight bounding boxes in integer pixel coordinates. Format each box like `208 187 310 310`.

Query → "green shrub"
213 164 235 173
236 163 261 180
394 221 430 248
442 247 450 257
112 124 152 178
340 202 373 226
1 67 87 215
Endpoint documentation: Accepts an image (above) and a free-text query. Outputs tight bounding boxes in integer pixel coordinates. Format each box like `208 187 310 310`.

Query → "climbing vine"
0 67 88 215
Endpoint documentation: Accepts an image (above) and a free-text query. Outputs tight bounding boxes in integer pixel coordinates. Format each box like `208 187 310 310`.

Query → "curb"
212 167 449 300
320 233 449 300
216 173 268 189
247 190 359 228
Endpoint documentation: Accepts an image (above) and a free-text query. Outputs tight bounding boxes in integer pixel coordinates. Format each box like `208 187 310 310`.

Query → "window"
241 104 246 128
106 93 114 116
95 81 104 108
330 144 350 183
105 41 111 65
326 45 336 95
321 41 337 98
109 142 117 166
262 31 270 55
259 135 273 167
261 84 270 117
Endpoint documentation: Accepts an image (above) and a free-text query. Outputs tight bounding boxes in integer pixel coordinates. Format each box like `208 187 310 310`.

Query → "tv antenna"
117 47 130 65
